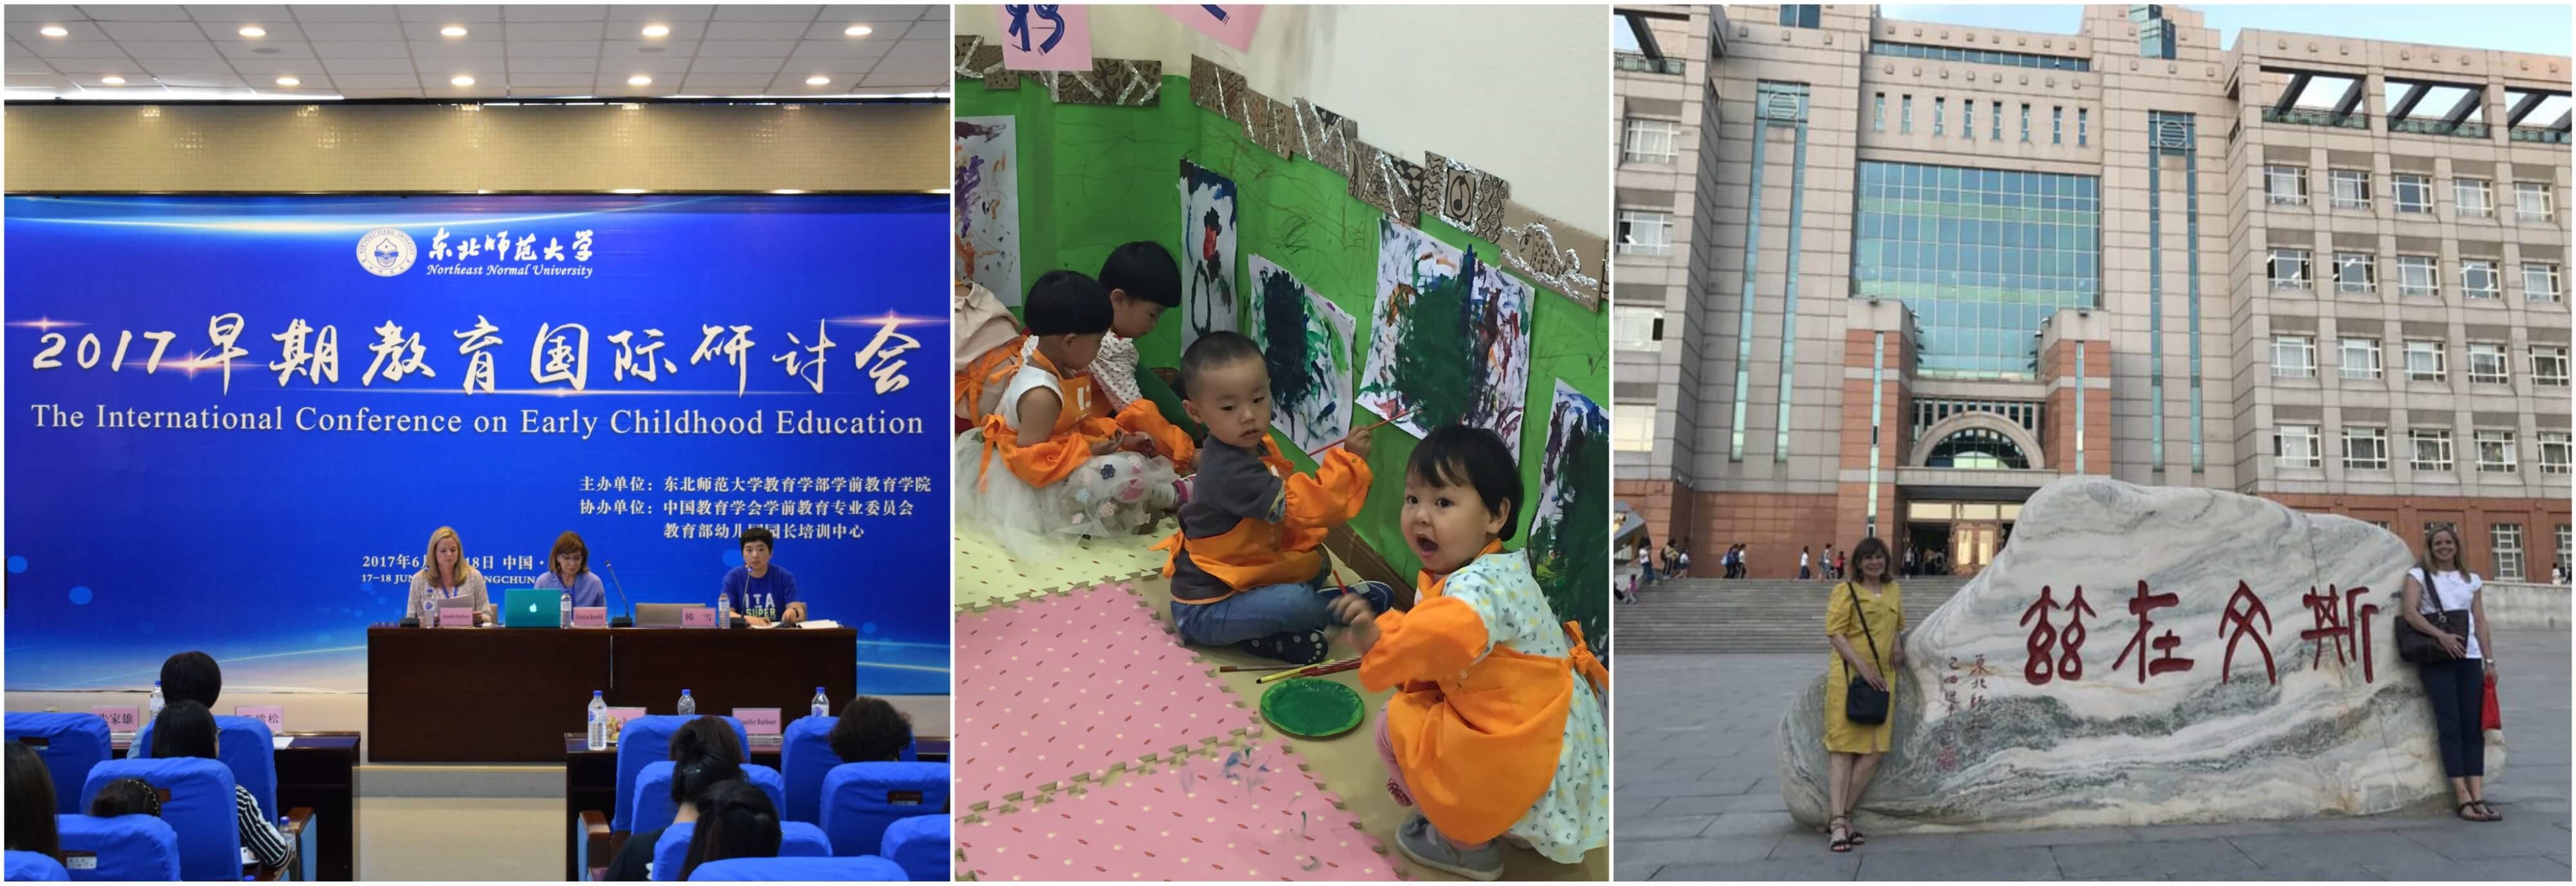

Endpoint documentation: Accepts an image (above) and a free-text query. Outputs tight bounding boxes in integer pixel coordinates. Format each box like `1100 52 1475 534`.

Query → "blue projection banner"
5 195 949 694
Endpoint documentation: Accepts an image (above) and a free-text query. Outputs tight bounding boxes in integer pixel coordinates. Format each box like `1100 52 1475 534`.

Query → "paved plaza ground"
1615 629 2572 880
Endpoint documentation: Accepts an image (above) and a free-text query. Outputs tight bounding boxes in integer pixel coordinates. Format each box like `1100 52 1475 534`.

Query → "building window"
2524 263 2562 303
2275 424 2322 469
2328 169 2371 209
2411 428 2455 471
1962 99 1975 140
2560 525 2573 578
2333 252 2375 296
2266 165 2308 205
2515 181 2554 222
2405 339 2447 382
1851 161 2102 379
1778 5 1821 28
2051 106 2063 145
2020 103 2031 142
1927 427 2032 469
2542 431 2573 475
2456 178 2494 218
1933 97 1946 136
1611 404 1655 451
1866 40 2092 71
2493 524 2525 580
2269 249 2312 291
2468 343 2510 385
1993 100 2004 140
1873 93 1886 132
2344 426 2391 471
2533 346 2570 386
1616 209 1672 256
2462 259 2500 299
2272 335 2316 378
2475 430 2517 473
2396 255 2439 298
1622 118 1681 164
1613 306 1663 350
2077 108 2088 146
1901 95 1913 133
2339 338 2382 380
2393 174 2434 213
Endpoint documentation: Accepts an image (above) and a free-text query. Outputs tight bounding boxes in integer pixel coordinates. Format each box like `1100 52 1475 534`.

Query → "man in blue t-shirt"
721 527 804 626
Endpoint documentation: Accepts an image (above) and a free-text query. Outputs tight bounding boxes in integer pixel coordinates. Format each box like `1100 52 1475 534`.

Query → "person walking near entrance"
1902 545 1917 577
1799 546 1813 580
1821 536 1902 853
2401 526 2497 822
1833 547 1847 581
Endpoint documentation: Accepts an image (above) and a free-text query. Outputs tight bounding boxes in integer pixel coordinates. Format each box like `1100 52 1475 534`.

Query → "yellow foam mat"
952 525 1171 610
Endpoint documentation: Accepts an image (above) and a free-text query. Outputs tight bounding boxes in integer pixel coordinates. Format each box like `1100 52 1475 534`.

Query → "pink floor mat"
956 581 1260 807
958 742 1401 881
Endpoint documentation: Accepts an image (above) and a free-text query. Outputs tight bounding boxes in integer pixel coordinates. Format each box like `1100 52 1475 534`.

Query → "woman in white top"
2400 525 2497 822
405 526 491 625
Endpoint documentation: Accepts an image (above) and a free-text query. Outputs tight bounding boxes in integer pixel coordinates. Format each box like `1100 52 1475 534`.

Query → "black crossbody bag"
2395 569 2472 664
1843 582 1891 725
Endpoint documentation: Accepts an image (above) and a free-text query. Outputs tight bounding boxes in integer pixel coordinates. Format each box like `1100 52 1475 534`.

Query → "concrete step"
1615 577 1973 655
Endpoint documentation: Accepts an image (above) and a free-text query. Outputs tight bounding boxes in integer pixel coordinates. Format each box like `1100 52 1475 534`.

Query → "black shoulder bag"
2394 569 2471 664
1842 582 1891 725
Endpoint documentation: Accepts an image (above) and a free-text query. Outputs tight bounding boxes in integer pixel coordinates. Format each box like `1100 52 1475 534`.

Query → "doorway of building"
1902 500 2023 576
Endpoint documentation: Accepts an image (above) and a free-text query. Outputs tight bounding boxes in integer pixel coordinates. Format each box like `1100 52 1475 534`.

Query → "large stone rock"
1778 476 2507 833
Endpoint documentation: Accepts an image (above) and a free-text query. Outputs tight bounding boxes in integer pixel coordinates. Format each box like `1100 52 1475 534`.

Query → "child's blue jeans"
1171 560 1338 646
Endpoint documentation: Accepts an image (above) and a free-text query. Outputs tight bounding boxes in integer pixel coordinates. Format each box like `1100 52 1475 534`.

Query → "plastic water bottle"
810 687 829 719
146 681 166 724
676 689 696 715
716 590 732 627
560 592 573 628
585 691 608 751
421 594 436 627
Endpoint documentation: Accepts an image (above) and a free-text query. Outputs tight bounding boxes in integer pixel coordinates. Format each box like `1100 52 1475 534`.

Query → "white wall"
963 4 1610 233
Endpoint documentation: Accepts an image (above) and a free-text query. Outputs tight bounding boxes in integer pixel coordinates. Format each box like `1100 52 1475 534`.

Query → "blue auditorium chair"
6 713 112 815
878 814 949 881
54 813 181 881
817 762 947 858
685 855 907 881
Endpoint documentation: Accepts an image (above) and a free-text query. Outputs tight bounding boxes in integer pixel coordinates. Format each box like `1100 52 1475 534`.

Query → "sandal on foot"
1827 816 1853 853
2456 802 2486 822
1848 824 1866 845
2475 801 2503 822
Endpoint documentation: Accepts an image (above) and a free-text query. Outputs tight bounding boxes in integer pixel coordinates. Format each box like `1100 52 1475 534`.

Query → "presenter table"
562 733 950 880
115 731 359 881
366 627 861 762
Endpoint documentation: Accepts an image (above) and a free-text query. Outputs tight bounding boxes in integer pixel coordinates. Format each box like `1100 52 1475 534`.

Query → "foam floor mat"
954 581 1260 809
953 528 1171 610
957 740 1402 881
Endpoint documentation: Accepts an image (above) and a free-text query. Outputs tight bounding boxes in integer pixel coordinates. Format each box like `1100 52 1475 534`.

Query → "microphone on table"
605 561 634 628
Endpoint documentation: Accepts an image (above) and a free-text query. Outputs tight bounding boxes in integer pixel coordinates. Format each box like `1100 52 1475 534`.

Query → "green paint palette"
1259 677 1366 739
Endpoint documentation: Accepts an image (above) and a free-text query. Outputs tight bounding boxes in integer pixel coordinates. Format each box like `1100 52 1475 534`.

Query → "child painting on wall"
1330 424 1609 880
1156 331 1394 664
956 246 1200 466
1090 241 1205 439
954 270 1188 558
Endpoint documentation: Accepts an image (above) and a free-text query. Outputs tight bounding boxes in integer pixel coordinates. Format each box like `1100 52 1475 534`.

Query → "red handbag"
2481 671 2502 731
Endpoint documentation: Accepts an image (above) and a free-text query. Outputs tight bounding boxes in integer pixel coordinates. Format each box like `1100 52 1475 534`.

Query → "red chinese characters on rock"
2217 582 2277 685
2018 585 2098 685
2298 584 2380 684
2111 580 2195 683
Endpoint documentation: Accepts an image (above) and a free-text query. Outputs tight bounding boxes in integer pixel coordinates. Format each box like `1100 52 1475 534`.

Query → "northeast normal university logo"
357 227 417 277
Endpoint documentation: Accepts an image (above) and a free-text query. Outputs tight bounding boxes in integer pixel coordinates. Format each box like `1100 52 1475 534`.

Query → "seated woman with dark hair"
149 702 295 871
6 742 60 860
603 717 746 881
827 697 913 764
88 778 164 818
680 781 783 880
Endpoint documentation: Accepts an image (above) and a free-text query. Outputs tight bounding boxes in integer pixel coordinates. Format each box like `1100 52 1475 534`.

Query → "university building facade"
1614 4 2572 579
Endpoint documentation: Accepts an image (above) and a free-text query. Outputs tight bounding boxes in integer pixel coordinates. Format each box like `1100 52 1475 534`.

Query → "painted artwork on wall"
1245 256 1356 455
954 115 1023 305
1179 160 1240 350
1356 220 1532 458
1527 380 1610 652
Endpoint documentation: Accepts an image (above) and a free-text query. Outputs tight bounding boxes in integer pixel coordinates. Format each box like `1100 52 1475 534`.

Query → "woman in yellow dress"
1821 536 1902 853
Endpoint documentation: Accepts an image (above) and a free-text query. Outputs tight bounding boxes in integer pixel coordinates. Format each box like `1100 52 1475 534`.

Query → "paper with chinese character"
1179 160 1240 350
1157 4 1264 52
955 116 1024 305
1356 220 1531 458
998 4 1094 71
1244 255 1354 455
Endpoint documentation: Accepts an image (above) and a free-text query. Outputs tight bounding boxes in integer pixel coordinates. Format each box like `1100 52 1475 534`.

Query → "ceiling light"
451 75 475 86
100 75 125 85
440 26 468 37
844 25 872 37
238 26 266 37
771 189 806 194
611 188 647 194
641 24 670 37
276 76 299 86
39 26 67 38
806 76 829 86
628 75 652 86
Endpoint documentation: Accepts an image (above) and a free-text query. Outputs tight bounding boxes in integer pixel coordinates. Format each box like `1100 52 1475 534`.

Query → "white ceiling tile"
222 57 310 75
613 21 705 40
214 40 314 59
500 6 609 23
768 73 860 92
407 39 504 58
199 21 306 41
599 39 696 57
696 39 797 58
339 86 422 97
688 57 785 74
296 21 404 41
604 57 696 74
111 39 222 59
502 21 601 41
400 22 493 41
915 6 947 22
860 68 938 88
318 55 415 74
502 40 597 57
397 6 503 24
312 39 407 57
508 57 597 74
286 5 399 23
82 5 192 22
12 7 97 23
6 73 80 88
875 39 943 63
711 5 820 22
151 71 247 88
506 77 592 88
5 54 57 73
183 6 296 23
680 73 771 88
25 38 131 59
704 21 806 40
7 21 110 42
97 21 207 41
326 72 421 88
799 19 911 40
65 71 149 86
131 57 216 74
603 6 712 22
786 39 892 61
823 5 927 22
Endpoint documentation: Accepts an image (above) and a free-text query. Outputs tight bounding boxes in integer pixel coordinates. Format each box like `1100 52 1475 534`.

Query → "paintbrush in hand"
1303 406 1416 457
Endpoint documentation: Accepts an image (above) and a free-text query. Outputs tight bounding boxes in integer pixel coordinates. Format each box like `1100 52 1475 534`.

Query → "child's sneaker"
1241 629 1331 665
1347 580 1394 614
1394 811 1503 881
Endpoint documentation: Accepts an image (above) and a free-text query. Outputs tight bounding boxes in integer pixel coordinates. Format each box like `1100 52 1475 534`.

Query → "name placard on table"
437 606 477 628
235 706 285 731
679 608 716 628
92 706 141 732
572 607 607 628
734 708 781 735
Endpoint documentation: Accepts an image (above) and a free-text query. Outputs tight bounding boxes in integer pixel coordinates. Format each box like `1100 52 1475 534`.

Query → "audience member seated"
6 743 61 860
682 855 907 881
829 698 912 765
84 779 161 819
147 702 294 872
679 782 784 881
605 718 744 882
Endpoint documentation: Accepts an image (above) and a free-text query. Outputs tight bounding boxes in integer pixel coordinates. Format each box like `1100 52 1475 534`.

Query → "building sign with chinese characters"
1781 477 2508 833
5 195 949 693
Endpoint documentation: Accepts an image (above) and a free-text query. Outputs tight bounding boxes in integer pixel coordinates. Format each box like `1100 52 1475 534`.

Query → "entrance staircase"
1616 576 1974 655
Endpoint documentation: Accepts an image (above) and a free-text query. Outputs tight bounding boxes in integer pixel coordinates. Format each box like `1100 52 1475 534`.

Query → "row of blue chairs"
585 715 947 881
6 712 280 825
9 713 313 883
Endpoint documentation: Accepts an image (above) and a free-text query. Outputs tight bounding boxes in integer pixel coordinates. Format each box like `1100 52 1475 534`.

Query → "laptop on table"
502 588 565 628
